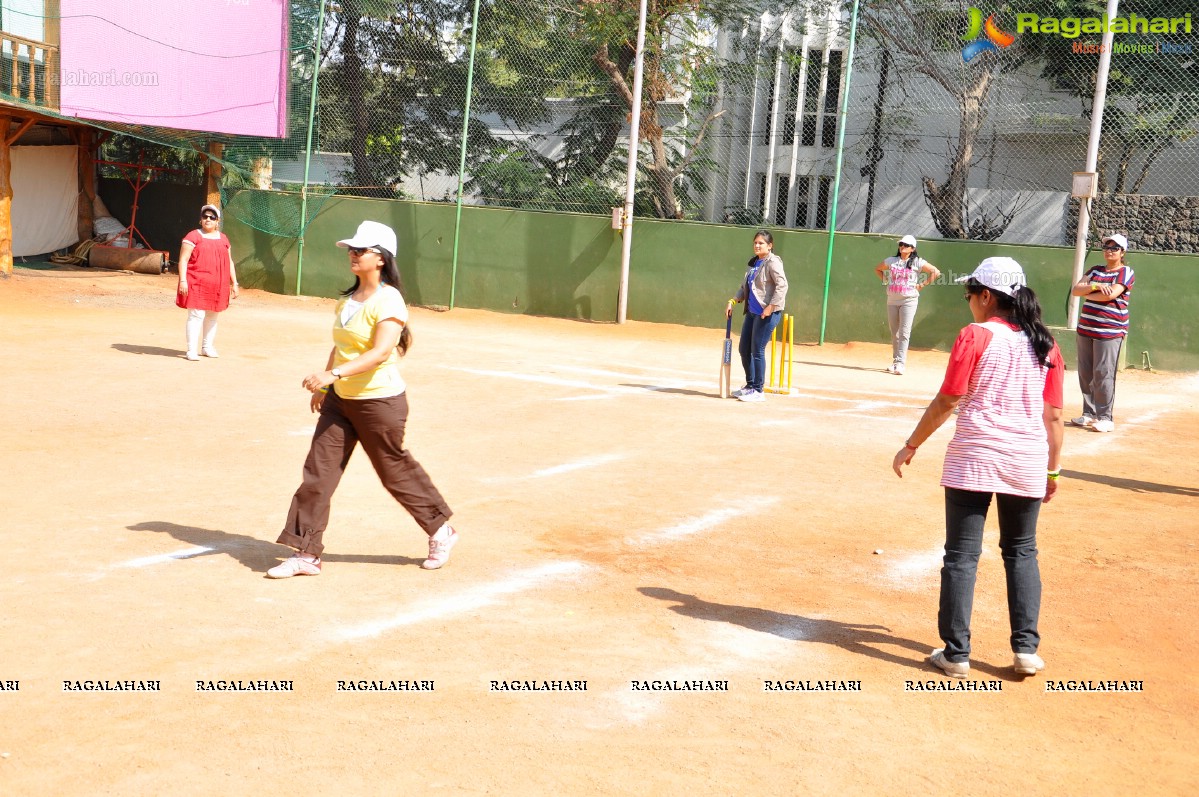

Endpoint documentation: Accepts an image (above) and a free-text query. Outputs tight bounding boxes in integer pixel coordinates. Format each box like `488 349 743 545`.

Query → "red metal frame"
94 153 186 250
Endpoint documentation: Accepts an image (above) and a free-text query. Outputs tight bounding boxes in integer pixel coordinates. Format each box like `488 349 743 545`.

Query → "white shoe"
885 363 896 374
929 648 969 679
1069 415 1095 428
737 390 766 403
202 347 219 358
892 363 905 375
266 553 321 579
422 525 459 570
730 385 752 398
185 351 200 361
1014 652 1045 675
1091 419 1115 433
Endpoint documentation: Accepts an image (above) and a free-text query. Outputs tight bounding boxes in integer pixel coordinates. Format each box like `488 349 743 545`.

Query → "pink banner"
58 1 289 138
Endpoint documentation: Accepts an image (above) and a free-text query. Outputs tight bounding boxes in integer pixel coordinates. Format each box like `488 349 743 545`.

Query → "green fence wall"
224 191 1199 372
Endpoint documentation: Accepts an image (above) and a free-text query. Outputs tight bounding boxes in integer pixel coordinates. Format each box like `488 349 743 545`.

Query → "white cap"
1102 233 1129 251
898 235 917 248
956 256 1026 297
337 220 397 256
200 204 221 220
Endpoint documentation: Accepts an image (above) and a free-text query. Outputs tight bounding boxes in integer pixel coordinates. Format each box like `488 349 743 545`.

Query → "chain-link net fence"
3 1 1199 252
833 0 1199 251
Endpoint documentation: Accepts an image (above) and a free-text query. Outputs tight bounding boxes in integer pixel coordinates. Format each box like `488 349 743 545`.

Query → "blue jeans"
939 488 1042 662
738 311 783 391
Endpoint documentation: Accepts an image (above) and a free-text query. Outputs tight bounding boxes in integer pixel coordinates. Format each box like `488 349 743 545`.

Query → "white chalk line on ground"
113 546 215 569
443 366 640 396
481 453 626 484
884 546 945 589
335 561 589 640
629 498 780 546
592 617 816 727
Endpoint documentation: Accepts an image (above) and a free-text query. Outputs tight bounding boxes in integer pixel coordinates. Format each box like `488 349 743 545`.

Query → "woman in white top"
873 235 940 375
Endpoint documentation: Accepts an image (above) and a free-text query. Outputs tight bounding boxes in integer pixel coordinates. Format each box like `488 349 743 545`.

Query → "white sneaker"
1069 415 1095 428
885 363 896 374
929 648 969 679
892 363 905 375
1091 419 1115 433
731 385 752 398
266 553 321 579
202 347 219 358
1014 652 1045 675
422 524 459 570
185 351 200 361
737 390 766 403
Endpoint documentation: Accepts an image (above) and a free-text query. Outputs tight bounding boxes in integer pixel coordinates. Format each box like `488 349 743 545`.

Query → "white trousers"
186 309 219 355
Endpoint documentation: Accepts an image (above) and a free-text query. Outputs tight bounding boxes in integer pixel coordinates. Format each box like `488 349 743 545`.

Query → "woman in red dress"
176 204 238 360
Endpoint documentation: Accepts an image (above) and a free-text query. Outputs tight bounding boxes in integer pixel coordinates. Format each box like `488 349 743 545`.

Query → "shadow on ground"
638 586 1025 681
1063 469 1199 497
127 521 424 574
112 343 185 358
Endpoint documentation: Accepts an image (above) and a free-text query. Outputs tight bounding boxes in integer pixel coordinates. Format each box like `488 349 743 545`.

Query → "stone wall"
1067 194 1199 253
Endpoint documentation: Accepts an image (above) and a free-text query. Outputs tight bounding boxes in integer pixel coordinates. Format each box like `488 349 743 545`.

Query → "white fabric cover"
11 145 80 257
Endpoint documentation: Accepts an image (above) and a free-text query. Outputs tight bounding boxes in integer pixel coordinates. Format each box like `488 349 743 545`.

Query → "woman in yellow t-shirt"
268 221 458 578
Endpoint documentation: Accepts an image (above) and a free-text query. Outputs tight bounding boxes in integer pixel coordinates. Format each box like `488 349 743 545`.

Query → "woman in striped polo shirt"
892 257 1064 680
1069 233 1135 433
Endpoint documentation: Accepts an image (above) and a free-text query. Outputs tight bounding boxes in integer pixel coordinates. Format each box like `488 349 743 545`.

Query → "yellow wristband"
1047 469 1061 480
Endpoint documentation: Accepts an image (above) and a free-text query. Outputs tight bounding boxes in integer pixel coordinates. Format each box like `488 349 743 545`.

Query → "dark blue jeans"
939 487 1042 662
738 311 783 391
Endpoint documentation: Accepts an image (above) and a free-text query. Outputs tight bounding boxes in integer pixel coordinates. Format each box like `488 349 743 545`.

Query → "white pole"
617 0 649 324
1069 0 1120 330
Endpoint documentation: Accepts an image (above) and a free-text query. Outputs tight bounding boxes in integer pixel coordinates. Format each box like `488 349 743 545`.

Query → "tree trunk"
922 71 992 238
647 138 682 219
250 157 274 190
341 7 379 195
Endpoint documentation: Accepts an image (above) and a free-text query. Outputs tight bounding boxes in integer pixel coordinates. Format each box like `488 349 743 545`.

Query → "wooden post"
44 0 61 110
77 129 95 244
205 141 223 209
0 115 12 276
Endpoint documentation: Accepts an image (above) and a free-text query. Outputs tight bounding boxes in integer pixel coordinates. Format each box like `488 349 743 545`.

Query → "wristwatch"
331 368 343 380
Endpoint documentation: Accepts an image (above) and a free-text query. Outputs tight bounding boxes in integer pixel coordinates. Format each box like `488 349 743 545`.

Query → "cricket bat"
720 304 733 398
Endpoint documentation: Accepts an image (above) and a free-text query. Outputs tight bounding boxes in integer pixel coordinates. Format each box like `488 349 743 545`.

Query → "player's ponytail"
967 279 1056 368
378 249 412 356
1007 286 1055 368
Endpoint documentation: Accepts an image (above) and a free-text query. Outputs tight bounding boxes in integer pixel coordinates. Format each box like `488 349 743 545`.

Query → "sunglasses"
1102 244 1122 251
348 246 379 256
201 214 218 221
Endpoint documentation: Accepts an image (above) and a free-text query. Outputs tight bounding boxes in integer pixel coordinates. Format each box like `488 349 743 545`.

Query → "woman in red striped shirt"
892 257 1064 680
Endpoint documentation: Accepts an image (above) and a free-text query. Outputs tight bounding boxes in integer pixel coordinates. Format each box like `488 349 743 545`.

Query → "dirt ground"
1 264 1197 796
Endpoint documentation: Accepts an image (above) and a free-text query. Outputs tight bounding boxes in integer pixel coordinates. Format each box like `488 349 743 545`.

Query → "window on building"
794 177 810 228
762 49 781 145
821 50 843 148
800 50 821 147
775 175 790 226
815 176 832 228
794 48 844 150
782 50 801 143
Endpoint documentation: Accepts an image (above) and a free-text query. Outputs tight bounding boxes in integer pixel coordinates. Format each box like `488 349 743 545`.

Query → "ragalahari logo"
962 8 1016 62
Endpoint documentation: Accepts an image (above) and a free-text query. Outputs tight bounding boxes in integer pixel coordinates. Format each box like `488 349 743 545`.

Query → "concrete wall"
221 191 1199 372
